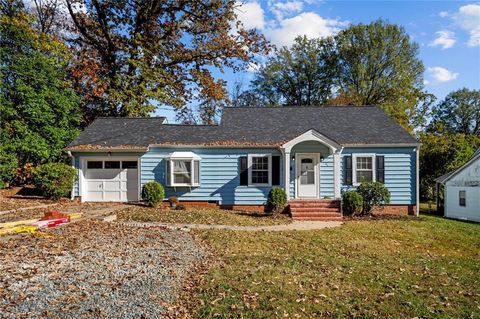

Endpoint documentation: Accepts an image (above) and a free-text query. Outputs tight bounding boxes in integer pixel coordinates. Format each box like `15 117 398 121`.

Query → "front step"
289 199 342 221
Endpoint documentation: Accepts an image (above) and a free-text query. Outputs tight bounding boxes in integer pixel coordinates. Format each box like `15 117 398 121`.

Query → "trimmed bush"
142 181 165 207
342 191 363 216
267 187 287 214
357 181 391 215
32 163 77 200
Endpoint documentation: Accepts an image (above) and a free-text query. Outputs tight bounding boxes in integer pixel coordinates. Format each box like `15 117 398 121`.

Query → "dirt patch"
0 220 207 319
0 200 124 223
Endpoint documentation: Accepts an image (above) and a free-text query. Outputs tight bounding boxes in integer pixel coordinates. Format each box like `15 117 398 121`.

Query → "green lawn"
192 216 480 318
117 206 290 226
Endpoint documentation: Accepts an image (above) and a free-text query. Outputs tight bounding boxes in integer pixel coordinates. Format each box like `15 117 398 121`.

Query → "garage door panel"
86 180 103 189
104 181 123 191
84 159 138 202
104 191 122 202
87 191 103 202
87 170 121 180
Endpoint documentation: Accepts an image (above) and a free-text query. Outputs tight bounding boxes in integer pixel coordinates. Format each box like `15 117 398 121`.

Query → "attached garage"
81 158 139 202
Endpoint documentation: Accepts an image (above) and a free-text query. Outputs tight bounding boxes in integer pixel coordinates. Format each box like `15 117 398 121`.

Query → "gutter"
67 151 75 200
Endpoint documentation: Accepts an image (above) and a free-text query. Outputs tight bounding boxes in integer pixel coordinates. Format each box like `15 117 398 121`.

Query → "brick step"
289 200 340 204
290 203 340 207
292 216 343 221
291 213 342 218
290 207 340 213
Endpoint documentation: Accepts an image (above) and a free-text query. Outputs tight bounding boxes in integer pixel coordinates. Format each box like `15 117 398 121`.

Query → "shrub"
32 163 77 200
356 181 390 215
0 149 17 187
141 181 165 207
342 191 363 216
266 187 287 214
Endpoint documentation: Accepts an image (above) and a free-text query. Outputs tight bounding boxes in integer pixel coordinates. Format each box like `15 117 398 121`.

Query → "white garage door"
84 159 139 202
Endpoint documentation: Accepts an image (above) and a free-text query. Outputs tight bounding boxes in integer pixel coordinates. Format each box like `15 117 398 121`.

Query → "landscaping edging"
117 220 343 231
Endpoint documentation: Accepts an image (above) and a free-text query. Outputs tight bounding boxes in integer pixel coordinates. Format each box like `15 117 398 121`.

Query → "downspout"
338 147 344 217
416 145 420 217
67 151 75 200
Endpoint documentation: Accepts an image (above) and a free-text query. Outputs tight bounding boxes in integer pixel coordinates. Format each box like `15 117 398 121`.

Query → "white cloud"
235 1 266 30
265 12 345 47
269 1 304 20
453 3 480 47
234 1 347 48
429 30 456 49
427 66 459 83
439 11 449 18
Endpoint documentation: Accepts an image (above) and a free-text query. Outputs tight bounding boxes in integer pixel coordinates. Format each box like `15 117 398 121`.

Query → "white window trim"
168 158 200 187
248 154 272 187
352 154 376 186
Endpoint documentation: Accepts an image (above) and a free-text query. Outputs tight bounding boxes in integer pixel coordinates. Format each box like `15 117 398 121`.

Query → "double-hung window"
166 152 200 187
248 154 272 186
459 190 466 207
353 154 375 185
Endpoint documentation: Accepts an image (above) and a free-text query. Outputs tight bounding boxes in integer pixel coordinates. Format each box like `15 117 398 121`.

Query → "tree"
250 35 336 106
64 0 271 123
419 133 480 199
0 3 81 171
429 88 480 134
245 21 427 131
331 20 425 130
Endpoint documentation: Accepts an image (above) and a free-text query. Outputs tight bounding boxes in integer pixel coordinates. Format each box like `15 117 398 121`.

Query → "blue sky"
157 1 480 122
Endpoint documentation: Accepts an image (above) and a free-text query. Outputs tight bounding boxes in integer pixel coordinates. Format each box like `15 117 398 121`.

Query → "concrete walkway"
118 220 343 231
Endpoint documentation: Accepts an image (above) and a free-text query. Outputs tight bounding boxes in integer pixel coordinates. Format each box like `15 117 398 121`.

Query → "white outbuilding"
436 148 480 222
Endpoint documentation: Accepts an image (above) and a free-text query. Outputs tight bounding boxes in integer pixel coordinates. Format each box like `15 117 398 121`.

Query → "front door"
297 154 319 198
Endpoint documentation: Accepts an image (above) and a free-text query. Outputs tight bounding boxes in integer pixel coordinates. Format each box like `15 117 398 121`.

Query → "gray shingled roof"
67 106 418 150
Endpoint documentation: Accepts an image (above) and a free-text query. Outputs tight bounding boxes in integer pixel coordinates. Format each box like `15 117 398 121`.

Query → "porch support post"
333 150 341 199
284 151 290 200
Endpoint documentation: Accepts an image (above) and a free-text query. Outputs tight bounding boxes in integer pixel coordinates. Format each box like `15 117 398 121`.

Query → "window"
353 155 375 185
300 158 315 185
248 154 271 186
166 153 200 187
122 161 138 169
87 161 103 169
173 160 192 184
104 161 120 169
459 190 466 207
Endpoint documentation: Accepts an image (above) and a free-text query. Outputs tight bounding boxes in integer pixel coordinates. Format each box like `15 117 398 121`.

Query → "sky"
157 1 480 123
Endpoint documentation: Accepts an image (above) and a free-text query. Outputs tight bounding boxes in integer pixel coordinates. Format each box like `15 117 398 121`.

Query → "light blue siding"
73 156 80 197
340 147 416 204
141 148 282 205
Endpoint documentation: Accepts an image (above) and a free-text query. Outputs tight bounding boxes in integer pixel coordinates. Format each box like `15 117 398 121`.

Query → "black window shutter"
239 156 248 185
376 155 385 183
272 156 280 186
344 156 352 186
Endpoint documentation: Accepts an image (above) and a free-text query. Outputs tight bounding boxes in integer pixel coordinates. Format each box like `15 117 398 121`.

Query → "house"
66 106 420 219
435 148 480 222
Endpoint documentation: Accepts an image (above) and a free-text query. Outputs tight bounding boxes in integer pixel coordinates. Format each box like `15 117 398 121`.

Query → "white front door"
296 154 319 198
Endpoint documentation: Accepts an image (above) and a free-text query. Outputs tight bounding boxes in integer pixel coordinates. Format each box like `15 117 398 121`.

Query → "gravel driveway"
0 220 207 319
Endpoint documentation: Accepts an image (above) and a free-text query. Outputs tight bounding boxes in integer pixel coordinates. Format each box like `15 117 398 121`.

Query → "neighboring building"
435 148 480 222
66 106 420 219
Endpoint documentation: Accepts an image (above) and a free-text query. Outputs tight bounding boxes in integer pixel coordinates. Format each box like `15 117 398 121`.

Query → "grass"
117 206 291 226
192 215 480 318
420 202 438 215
